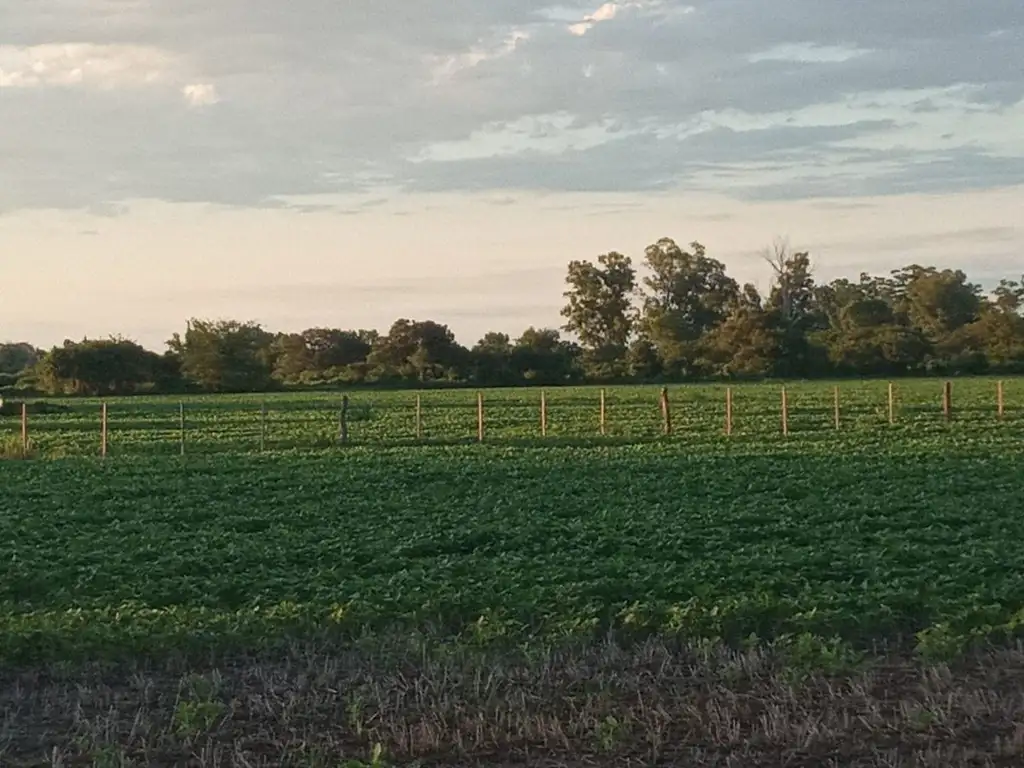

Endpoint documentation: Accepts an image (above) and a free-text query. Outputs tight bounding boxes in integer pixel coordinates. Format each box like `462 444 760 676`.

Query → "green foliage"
169 319 275 392
0 342 41 375
1 378 1023 667
561 251 636 377
35 337 175 396
5 244 1024 393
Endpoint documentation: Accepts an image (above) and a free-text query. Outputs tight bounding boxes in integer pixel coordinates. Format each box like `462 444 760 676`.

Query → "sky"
1 1 1022 350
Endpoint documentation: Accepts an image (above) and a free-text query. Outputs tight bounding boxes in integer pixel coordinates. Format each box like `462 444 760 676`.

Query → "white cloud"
569 2 619 35
0 44 175 89
182 82 219 107
569 1 692 35
413 112 632 162
748 43 873 64
428 30 530 83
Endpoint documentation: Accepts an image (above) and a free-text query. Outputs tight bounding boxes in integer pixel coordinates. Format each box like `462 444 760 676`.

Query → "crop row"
2 378 1018 457
3 428 1024 662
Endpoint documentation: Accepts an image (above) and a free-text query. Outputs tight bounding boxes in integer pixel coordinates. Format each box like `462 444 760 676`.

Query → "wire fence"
1 379 1019 459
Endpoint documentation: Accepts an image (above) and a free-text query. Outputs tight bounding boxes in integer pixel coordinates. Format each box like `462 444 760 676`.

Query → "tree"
367 319 467 382
892 266 982 342
814 325 929 376
0 343 41 375
764 238 816 325
511 327 580 384
302 328 373 370
763 238 820 375
270 328 374 384
561 251 636 378
701 303 780 379
168 319 275 392
471 332 515 386
36 337 174 395
638 238 739 377
993 278 1024 315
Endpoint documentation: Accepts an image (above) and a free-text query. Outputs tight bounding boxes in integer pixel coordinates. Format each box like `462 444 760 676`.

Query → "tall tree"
763 238 820 375
638 238 739 377
561 251 636 377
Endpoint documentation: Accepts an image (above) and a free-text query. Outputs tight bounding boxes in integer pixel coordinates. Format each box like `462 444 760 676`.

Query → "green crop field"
4 377 1024 765
1 376 1019 457
1 377 1023 662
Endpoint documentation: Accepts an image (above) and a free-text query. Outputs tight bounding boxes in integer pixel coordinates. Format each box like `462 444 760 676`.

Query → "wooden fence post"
477 392 484 442
101 402 108 458
997 380 1005 420
781 387 789 437
415 394 423 441
599 389 607 436
20 402 28 457
540 390 547 437
260 401 267 452
942 380 952 421
660 387 672 436
338 395 350 444
833 385 841 430
179 402 185 456
888 382 895 425
725 387 733 436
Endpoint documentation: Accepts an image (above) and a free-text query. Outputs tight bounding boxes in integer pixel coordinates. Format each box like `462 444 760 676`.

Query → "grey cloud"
1 0 1022 211
401 120 902 194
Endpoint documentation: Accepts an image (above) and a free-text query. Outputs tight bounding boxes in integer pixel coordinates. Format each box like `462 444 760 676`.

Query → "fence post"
477 392 484 442
942 380 952 421
179 402 185 456
599 389 607 436
888 382 895 425
660 387 672 436
781 387 789 437
833 385 840 430
725 387 733 436
20 402 28 457
997 380 1005 420
338 395 350 444
540 390 547 437
416 394 423 441
260 401 267 452
101 402 108 458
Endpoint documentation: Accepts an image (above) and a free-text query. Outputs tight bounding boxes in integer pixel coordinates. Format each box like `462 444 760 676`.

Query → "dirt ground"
4 635 1024 767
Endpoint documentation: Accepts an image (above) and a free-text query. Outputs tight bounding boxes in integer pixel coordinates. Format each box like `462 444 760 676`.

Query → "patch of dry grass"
4 635 1024 766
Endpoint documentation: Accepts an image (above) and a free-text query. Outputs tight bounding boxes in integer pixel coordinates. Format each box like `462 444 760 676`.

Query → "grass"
2 378 1024 765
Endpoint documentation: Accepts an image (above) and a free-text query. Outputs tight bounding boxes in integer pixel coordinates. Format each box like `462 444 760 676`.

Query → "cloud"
0 0 1021 212
182 82 219 107
569 2 619 35
0 43 175 89
428 30 530 83
747 43 872 64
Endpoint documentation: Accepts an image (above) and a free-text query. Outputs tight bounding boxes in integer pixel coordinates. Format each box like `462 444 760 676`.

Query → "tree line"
3 237 1023 396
